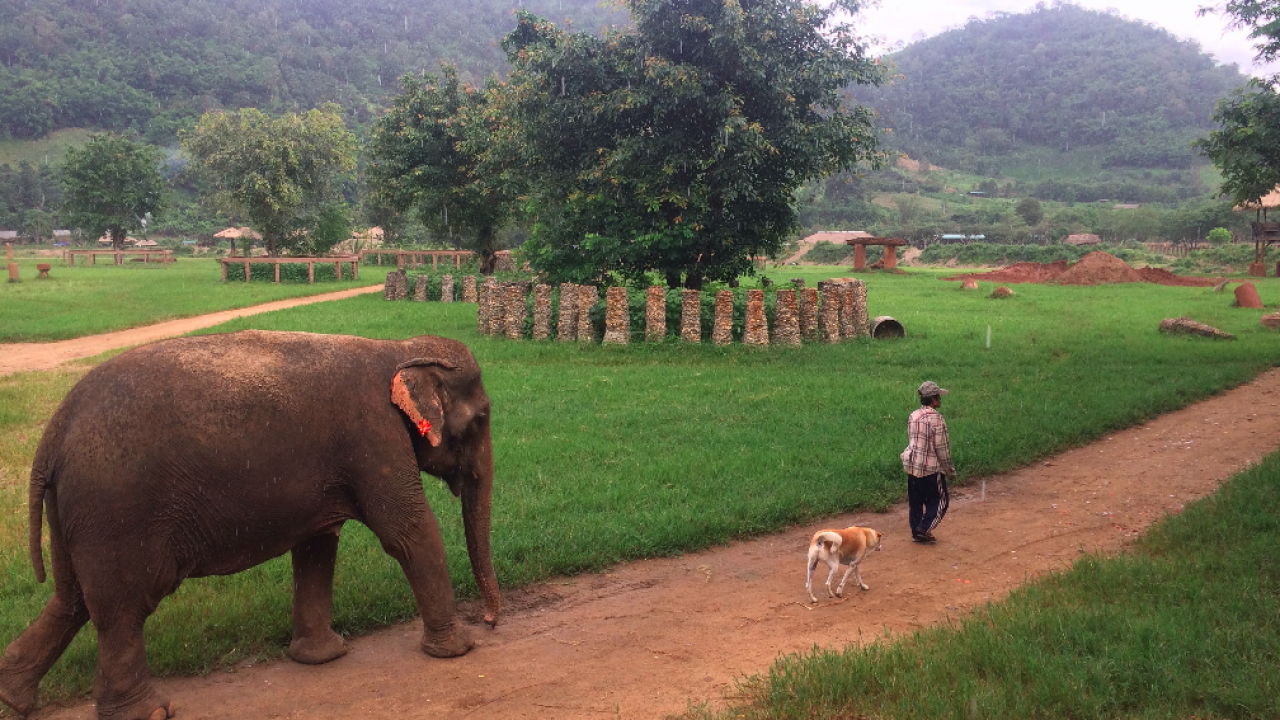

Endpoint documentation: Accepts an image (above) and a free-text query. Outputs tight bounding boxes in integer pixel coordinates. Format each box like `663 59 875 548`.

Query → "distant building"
1113 203 1140 210
0 230 17 241
1064 233 1101 246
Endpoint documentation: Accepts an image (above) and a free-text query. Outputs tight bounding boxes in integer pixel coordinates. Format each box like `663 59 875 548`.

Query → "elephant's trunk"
462 429 500 626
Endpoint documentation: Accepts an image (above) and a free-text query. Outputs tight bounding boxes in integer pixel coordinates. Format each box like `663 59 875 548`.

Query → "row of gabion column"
474 278 870 344
384 270 479 303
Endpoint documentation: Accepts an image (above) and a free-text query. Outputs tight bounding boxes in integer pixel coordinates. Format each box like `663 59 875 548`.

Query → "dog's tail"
811 531 843 557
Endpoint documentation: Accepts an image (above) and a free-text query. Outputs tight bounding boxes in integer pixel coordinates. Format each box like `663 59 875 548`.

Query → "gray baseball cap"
918 381 948 397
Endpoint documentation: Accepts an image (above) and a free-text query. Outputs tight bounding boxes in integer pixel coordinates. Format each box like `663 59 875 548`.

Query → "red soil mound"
945 252 1218 287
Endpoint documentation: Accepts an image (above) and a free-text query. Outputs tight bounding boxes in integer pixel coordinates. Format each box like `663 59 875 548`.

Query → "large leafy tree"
60 134 166 250
367 66 519 273
180 104 356 256
501 0 885 287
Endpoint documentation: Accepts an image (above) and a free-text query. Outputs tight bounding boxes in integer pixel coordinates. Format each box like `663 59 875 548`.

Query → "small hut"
844 235 907 269
1064 233 1101 246
1233 188 1280 276
214 227 263 256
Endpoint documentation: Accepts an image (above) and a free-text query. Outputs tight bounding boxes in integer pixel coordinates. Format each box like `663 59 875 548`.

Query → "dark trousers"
907 472 949 536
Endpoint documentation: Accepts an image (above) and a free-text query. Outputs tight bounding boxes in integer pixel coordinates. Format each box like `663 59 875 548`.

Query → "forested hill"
856 4 1250 173
0 0 621 142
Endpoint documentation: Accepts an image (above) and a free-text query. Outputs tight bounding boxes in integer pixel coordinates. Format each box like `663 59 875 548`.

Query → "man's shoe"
912 532 936 543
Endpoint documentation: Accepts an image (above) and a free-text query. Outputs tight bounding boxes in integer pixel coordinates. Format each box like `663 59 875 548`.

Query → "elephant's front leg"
287 531 348 665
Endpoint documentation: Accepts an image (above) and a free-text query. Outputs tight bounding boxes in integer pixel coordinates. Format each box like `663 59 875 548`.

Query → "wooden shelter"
1233 188 1280 276
1064 233 1101 246
214 226 263 257
844 235 907 270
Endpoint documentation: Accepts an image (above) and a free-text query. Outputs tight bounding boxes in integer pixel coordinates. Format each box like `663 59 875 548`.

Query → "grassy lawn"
0 257 381 342
0 267 1277 705
682 449 1280 720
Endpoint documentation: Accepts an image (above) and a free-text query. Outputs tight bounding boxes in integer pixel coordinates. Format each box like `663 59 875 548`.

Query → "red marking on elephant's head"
391 372 442 447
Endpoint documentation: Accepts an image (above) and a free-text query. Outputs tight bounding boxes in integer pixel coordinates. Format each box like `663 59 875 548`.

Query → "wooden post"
308 262 314 283
91 253 96 265
221 260 227 282
352 260 358 280
275 262 280 283
335 262 342 281
455 253 461 269
243 261 250 282
433 254 439 270
853 244 866 269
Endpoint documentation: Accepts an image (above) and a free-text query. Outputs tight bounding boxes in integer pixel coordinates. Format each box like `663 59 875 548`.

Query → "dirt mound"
1053 251 1145 285
942 260 1069 284
944 252 1218 288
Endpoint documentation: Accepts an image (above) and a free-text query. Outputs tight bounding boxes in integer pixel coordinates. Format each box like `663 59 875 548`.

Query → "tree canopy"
367 66 519 273
180 104 356 256
502 0 885 287
59 134 166 249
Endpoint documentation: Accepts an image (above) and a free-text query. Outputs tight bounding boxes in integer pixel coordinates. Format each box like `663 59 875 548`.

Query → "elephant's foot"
98 696 174 720
421 623 473 658
288 630 348 665
0 658 39 716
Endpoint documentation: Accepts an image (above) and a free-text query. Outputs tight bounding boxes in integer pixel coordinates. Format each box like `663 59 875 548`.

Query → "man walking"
900 381 954 543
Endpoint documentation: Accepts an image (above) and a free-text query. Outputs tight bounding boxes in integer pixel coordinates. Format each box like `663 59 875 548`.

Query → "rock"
440 274 454 302
800 287 820 341
532 284 552 340
1212 277 1229 293
990 286 1015 299
413 275 428 302
1262 311 1280 330
772 289 801 346
646 286 666 342
712 290 734 346
476 280 493 334
504 283 527 340
851 280 870 338
744 289 769 346
1235 281 1263 309
603 287 630 344
557 283 578 342
1159 317 1234 340
838 282 856 340
462 275 478 303
961 277 978 290
681 289 702 343
577 285 599 343
485 278 503 336
817 282 841 344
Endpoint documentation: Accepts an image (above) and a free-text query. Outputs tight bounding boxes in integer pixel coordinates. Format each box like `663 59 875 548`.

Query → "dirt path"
31 369 1280 720
0 285 383 377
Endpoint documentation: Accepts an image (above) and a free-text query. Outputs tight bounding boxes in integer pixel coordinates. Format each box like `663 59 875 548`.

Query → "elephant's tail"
29 468 46 583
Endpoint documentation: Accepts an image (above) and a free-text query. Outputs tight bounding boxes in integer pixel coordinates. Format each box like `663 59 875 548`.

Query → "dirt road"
25 368 1280 719
0 285 383 376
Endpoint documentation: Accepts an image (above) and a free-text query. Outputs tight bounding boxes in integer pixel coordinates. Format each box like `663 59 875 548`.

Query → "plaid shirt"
901 407 955 478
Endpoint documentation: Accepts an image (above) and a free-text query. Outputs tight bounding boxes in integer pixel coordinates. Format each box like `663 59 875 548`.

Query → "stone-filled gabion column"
801 287 820 342
476 281 491 334
818 283 841 344
772 289 801 346
577 285 599 343
462 275 478 303
681 289 701 343
487 279 504 336
504 283 527 340
413 274 428 302
744 289 769 346
852 279 870 338
557 283 579 342
646 286 666 342
384 270 408 300
532 284 552 340
712 290 734 346
440 274 455 303
838 282 856 340
603 287 630 344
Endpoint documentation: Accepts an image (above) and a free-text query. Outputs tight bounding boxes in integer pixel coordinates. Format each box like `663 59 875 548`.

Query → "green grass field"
682 448 1280 720
0 257 380 342
0 268 1278 706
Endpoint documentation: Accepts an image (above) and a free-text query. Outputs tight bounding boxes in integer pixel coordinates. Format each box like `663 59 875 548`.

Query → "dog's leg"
806 553 820 604
835 563 856 597
852 562 869 591
825 558 841 598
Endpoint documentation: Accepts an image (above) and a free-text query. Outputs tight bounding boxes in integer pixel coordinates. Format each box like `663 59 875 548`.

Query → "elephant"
0 330 500 720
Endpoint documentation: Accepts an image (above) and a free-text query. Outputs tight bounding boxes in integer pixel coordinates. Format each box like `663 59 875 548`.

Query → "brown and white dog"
805 526 883 603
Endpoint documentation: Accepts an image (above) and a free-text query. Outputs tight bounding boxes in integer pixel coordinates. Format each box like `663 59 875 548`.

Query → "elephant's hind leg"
288 531 348 665
0 495 90 715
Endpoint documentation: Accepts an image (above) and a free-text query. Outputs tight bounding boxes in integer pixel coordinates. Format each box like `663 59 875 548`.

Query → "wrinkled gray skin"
0 330 499 720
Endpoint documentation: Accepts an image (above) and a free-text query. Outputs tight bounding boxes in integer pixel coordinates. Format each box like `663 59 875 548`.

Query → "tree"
501 0 885 287
1207 226 1233 245
180 104 355 256
367 66 519 273
1195 87 1280 263
1015 197 1044 225
59 134 166 250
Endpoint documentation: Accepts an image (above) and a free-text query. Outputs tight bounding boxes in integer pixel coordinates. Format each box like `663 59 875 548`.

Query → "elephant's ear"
391 358 456 447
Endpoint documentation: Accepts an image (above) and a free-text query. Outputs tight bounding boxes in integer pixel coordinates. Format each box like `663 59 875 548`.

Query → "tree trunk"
684 271 703 290
665 270 682 289
110 227 126 251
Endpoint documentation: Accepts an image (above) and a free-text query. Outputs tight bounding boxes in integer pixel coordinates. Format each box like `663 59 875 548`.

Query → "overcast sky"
854 0 1273 77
